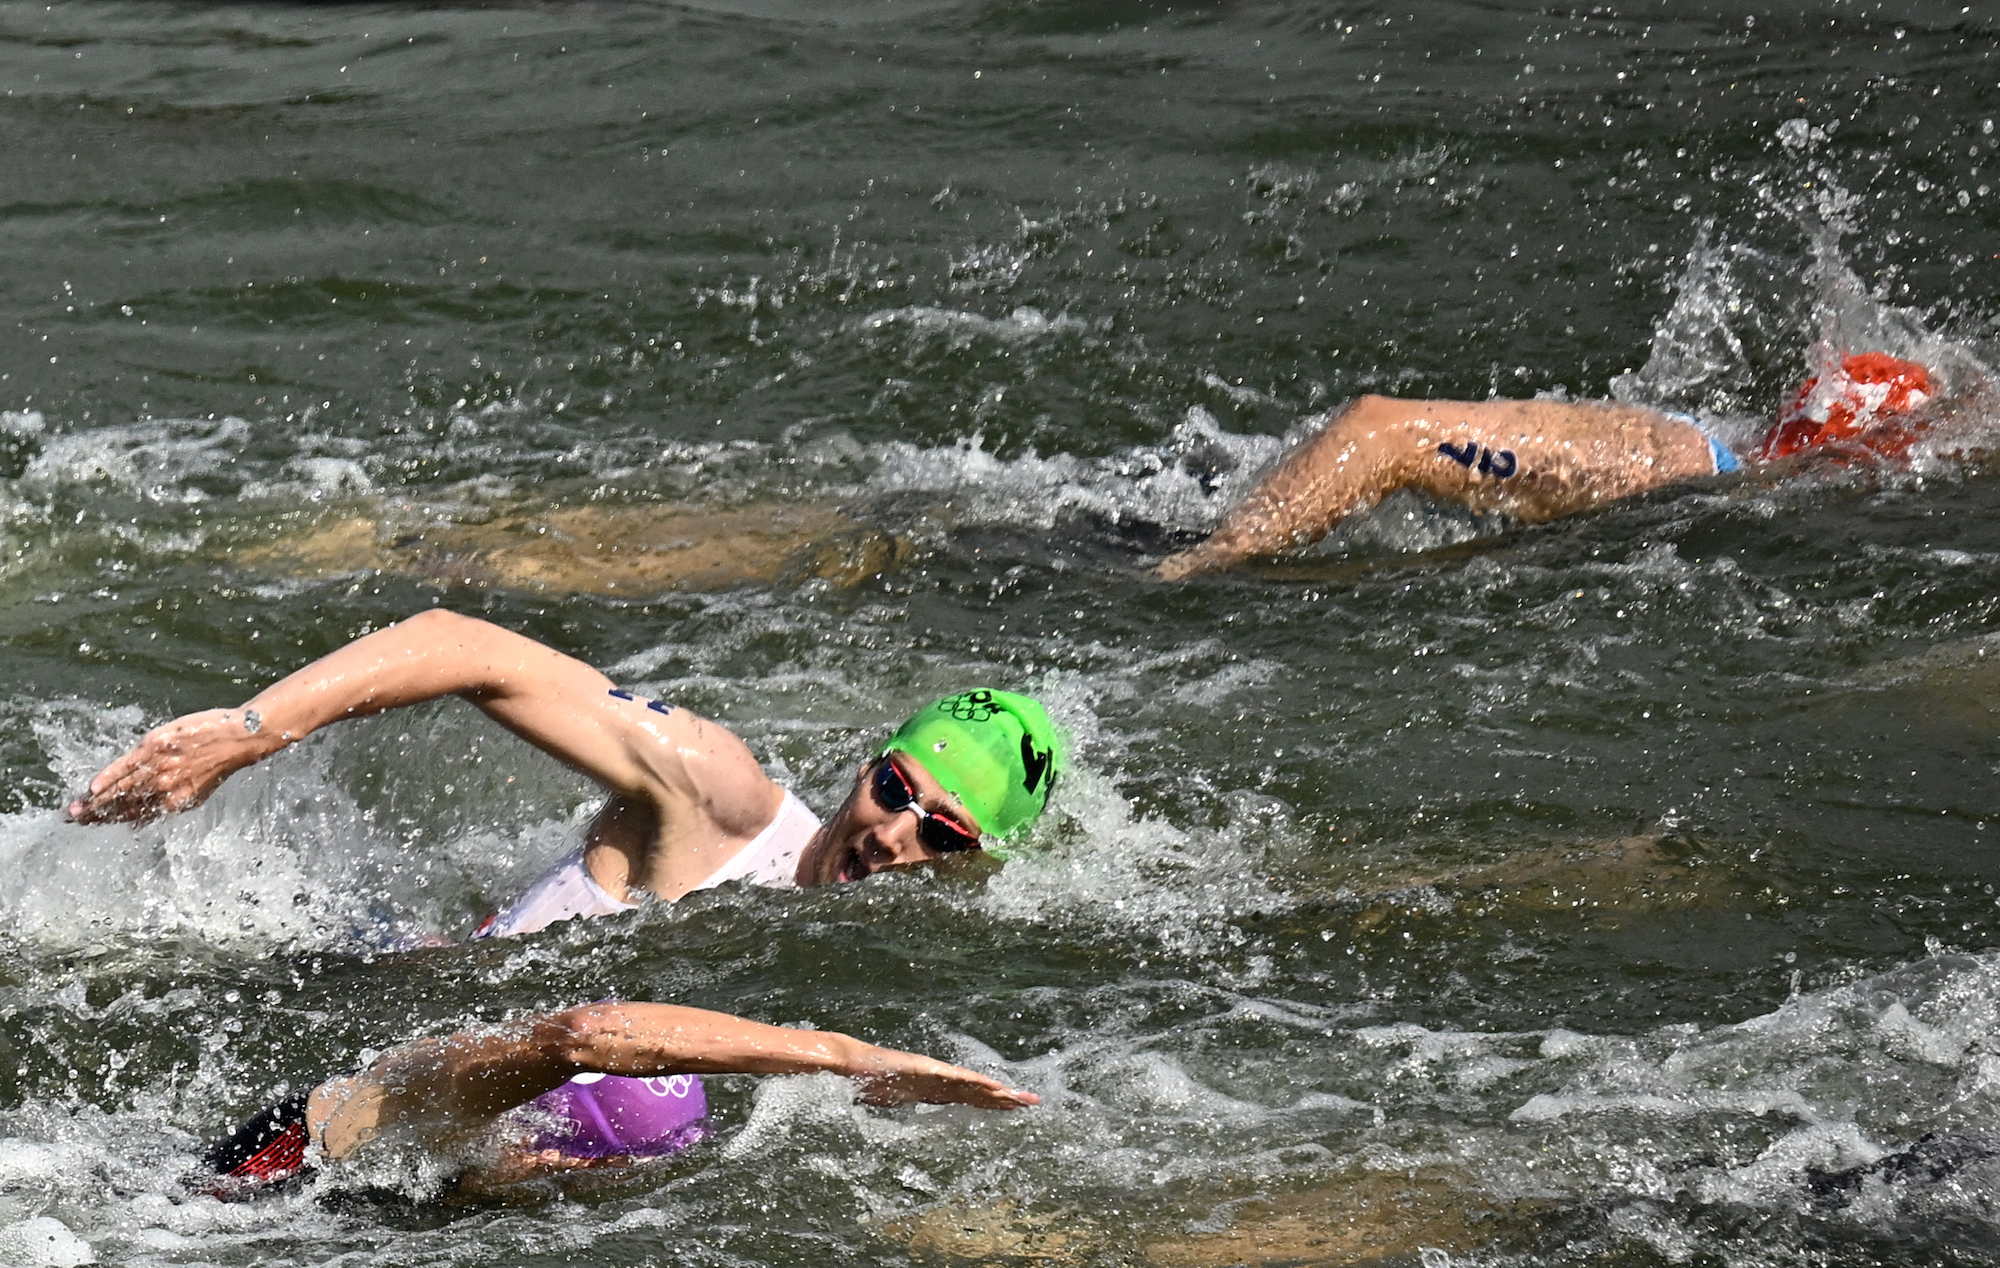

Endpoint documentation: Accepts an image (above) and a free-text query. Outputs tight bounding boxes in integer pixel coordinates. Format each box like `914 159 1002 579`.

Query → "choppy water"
5 0 2000 1263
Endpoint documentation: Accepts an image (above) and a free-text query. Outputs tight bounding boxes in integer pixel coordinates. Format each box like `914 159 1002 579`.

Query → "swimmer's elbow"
397 608 521 672
544 1002 712 1076
397 607 485 639
543 1004 627 1072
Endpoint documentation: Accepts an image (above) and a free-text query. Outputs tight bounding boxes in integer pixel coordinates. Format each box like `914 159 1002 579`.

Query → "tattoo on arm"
1438 443 1518 479
609 688 676 716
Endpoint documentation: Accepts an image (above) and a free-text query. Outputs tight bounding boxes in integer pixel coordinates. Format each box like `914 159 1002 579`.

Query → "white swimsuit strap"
470 787 819 939
693 789 821 891
471 846 638 940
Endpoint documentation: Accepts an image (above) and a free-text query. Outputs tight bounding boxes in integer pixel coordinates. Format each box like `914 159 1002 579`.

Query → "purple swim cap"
524 1072 709 1159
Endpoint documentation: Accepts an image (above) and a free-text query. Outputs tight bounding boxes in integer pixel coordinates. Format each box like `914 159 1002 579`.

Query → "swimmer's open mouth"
837 846 866 884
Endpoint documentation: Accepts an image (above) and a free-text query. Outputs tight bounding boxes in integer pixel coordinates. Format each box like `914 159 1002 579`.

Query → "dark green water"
5 1 2000 1264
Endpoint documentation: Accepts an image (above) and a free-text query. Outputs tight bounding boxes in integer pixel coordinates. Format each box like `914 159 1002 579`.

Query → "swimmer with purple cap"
200 999 1038 1198
66 612 1065 1190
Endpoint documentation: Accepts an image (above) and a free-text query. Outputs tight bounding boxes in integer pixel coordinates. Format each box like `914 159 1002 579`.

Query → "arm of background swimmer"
1156 398 1415 579
67 609 767 826
310 1002 1040 1159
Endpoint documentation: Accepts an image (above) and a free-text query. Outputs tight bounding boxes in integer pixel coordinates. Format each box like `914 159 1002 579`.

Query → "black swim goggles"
870 757 983 854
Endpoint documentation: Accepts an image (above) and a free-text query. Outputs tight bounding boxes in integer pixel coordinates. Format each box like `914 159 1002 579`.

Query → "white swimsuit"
469 789 822 940
689 789 820 891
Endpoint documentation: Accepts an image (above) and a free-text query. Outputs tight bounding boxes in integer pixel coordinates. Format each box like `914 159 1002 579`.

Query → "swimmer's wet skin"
198 1002 1038 1198
66 619 1064 1198
67 611 1066 918
1155 395 1718 579
1156 352 1938 579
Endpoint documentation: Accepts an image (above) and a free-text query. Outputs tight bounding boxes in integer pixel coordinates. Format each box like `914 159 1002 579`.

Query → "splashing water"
6 7 2000 1268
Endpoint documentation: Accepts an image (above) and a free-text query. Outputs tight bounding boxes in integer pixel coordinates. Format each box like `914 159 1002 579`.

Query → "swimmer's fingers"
65 747 181 823
65 709 267 824
853 1055 1040 1111
66 776 189 826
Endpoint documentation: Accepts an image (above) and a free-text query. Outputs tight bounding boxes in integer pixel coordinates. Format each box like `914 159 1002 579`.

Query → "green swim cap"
883 688 1066 849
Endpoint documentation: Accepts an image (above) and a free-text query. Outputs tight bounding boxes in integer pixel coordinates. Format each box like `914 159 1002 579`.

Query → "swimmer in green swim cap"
71 611 1067 929
796 688 1068 886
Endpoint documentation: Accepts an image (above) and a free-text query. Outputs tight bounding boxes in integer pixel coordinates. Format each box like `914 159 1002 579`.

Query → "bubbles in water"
1612 177 2000 464
0 703 593 951
0 1216 95 1268
19 418 249 504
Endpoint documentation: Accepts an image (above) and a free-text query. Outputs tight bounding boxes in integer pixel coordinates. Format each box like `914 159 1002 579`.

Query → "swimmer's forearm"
551 1003 1038 1108
1156 400 1409 577
68 611 606 823
1156 477 1364 578
1214 405 1411 547
70 611 648 825
1156 538 1248 579
321 1007 875 1151
551 1002 889 1079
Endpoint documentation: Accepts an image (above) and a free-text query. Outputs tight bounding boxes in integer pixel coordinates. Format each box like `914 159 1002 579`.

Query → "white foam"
1509 1089 1815 1124
0 1217 95 1268
0 1138 73 1186
858 304 1091 343
1695 1121 1887 1206
19 417 250 504
1097 1052 1265 1117
0 390 1272 558
3 700 594 950
721 1072 876 1160
1200 372 1278 407
979 764 1290 963
828 406 1281 534
282 455 377 498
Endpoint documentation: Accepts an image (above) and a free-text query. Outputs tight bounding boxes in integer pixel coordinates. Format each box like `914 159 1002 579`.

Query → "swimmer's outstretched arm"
66 609 774 834
310 1001 1039 1158
1155 395 1716 578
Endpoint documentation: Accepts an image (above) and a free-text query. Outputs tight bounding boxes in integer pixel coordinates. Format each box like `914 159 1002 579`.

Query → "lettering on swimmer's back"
609 688 675 716
643 1076 696 1098
1438 442 1518 479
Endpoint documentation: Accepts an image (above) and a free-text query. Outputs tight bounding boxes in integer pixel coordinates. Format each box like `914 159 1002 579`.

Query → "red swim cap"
1758 351 1933 461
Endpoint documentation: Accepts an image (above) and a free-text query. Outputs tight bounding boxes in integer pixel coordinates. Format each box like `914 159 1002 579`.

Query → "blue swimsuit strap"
1707 433 1740 474
1660 410 1739 474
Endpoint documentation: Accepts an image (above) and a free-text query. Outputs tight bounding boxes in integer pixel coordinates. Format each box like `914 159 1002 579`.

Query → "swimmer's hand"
65 708 281 824
847 1050 1041 1111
